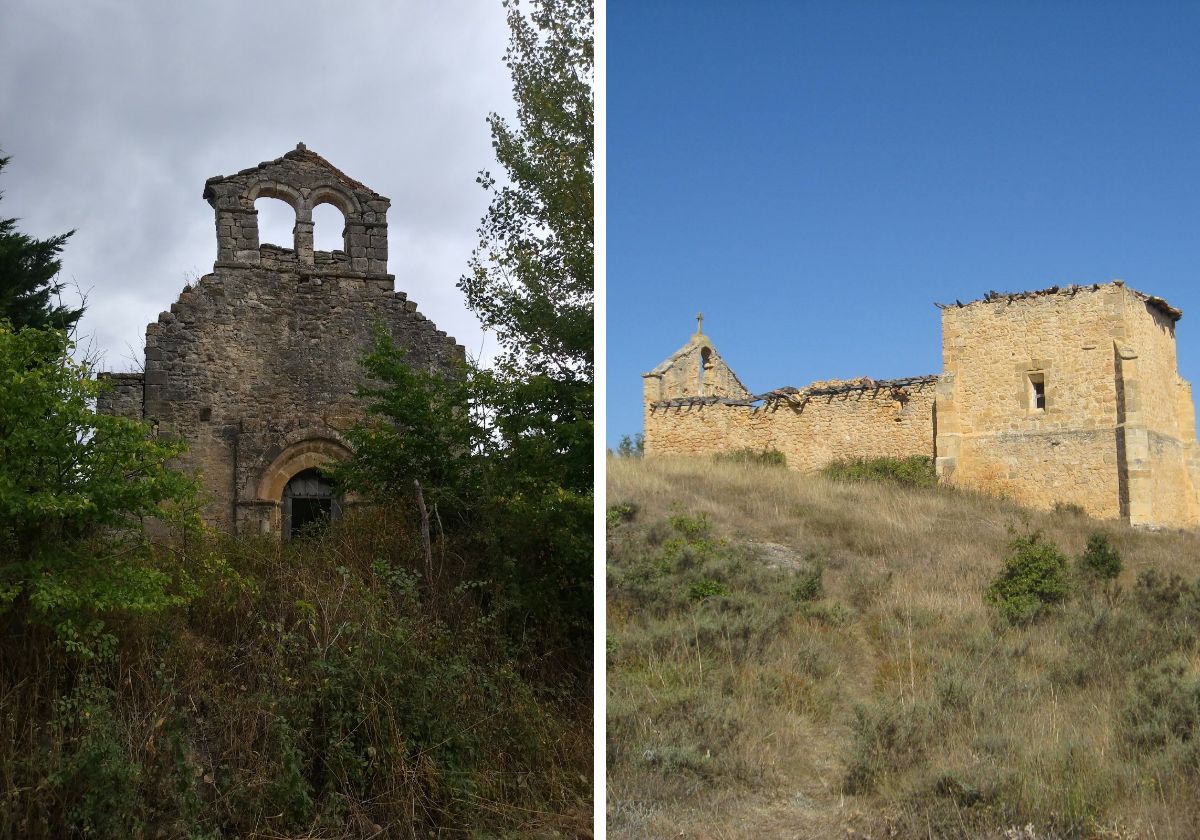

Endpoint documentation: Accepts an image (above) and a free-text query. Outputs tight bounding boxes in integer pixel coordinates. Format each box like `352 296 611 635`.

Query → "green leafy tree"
0 154 82 330
1079 532 1122 583
340 0 593 655
338 333 489 525
460 0 593 492
461 0 593 639
614 433 644 458
0 324 196 649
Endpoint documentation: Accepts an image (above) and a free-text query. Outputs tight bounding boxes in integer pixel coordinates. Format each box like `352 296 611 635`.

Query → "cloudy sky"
0 0 513 371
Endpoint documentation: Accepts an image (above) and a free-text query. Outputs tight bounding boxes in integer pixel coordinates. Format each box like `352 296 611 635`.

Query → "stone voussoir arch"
246 180 305 215
307 183 361 218
255 434 353 504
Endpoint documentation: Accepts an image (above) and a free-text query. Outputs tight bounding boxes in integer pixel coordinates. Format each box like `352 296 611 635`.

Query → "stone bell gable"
203 142 390 275
99 145 464 537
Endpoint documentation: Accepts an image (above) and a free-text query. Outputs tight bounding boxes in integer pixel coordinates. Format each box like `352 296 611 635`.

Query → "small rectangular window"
1029 372 1046 411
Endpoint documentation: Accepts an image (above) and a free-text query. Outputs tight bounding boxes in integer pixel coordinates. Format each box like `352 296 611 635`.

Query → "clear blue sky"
606 0 1200 448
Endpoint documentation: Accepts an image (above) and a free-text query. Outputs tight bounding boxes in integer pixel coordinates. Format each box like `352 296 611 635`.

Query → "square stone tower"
99 145 464 537
935 282 1200 527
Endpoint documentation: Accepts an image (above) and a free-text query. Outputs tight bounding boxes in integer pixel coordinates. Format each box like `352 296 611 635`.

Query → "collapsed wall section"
644 377 936 470
96 372 145 421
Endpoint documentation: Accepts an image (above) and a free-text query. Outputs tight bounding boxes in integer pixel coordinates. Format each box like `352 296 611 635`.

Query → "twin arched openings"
256 197 347 253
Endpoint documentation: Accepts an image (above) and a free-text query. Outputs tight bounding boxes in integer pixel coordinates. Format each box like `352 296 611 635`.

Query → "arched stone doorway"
281 468 341 539
237 436 352 537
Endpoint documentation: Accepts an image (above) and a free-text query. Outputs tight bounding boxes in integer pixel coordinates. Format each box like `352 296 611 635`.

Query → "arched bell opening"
281 467 342 540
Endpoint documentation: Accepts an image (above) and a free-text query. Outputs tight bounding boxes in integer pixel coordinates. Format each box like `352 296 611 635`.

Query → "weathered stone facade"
644 282 1200 528
98 145 463 536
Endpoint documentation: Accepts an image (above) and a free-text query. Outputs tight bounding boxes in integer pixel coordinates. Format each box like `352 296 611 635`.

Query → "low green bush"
791 564 823 602
688 579 730 600
606 501 639 528
1121 655 1200 750
1079 532 1122 583
821 455 936 488
986 531 1072 625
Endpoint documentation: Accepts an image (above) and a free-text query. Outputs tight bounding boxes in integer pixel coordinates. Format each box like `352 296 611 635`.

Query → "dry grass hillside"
607 455 1200 840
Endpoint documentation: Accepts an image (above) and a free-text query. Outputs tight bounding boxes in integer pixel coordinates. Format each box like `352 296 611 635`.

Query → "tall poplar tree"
460 0 593 640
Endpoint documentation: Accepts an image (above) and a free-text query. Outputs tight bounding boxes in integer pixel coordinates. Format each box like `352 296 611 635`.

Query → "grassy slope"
607 456 1200 840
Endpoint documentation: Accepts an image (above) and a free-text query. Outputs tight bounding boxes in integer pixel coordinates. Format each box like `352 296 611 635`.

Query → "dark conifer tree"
0 154 82 330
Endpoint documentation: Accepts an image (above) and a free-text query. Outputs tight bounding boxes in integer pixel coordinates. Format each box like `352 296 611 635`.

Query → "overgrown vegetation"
608 454 1200 839
821 454 936 487
1 513 589 839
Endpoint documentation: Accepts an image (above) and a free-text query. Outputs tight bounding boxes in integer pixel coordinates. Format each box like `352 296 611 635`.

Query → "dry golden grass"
607 455 1200 840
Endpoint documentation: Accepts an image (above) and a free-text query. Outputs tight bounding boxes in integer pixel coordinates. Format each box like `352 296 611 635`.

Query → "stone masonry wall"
644 380 935 471
645 281 1200 528
1117 290 1200 525
96 372 144 421
104 146 464 536
937 282 1199 525
643 332 751 405
936 285 1126 518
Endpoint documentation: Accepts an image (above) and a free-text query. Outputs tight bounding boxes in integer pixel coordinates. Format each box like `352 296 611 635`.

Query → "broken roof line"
935 280 1182 323
650 374 939 409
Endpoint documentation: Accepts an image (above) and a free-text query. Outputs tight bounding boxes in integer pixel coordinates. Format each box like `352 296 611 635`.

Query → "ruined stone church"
644 282 1200 528
99 145 463 538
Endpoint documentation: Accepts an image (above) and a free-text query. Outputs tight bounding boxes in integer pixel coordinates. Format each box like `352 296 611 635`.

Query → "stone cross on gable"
695 312 704 335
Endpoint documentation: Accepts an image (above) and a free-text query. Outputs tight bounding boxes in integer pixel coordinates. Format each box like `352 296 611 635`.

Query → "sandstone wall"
644 281 1200 528
644 380 935 471
936 285 1126 518
938 283 1200 525
1116 292 1200 525
644 335 751 404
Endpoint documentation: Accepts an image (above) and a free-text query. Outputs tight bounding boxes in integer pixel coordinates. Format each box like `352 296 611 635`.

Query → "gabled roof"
202 142 381 200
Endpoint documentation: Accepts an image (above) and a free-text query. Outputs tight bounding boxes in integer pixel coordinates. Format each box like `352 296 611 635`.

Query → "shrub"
1121 655 1200 749
821 455 936 488
714 448 787 467
1079 533 1122 583
791 564 823 602
688 579 730 601
844 701 937 794
606 501 639 528
668 512 710 539
986 532 1072 625
1053 501 1088 518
